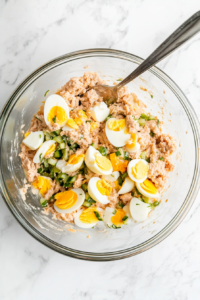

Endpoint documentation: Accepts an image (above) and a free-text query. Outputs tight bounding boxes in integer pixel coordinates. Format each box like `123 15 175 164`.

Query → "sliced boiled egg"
90 102 110 122
125 133 140 153
62 118 79 131
88 177 112 204
127 159 149 183
102 171 120 182
85 146 112 175
109 153 128 173
56 154 85 174
23 131 44 150
118 176 134 195
74 207 103 228
32 176 52 197
136 179 160 198
33 140 56 163
103 207 130 228
44 94 69 127
129 197 151 221
53 188 85 214
105 118 130 147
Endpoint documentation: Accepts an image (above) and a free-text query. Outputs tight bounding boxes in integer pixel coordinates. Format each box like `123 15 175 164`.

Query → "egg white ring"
136 182 160 198
85 147 112 176
74 208 103 229
90 102 110 122
127 159 149 183
33 140 56 163
118 176 135 195
129 197 151 222
53 188 85 214
88 177 110 205
44 94 69 127
125 142 140 153
62 158 84 174
105 118 130 147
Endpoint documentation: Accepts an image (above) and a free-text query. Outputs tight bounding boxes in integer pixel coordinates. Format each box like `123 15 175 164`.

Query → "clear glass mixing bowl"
0 49 200 261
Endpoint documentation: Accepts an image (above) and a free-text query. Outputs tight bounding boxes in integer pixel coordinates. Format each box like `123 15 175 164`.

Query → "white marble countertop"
1 0 200 299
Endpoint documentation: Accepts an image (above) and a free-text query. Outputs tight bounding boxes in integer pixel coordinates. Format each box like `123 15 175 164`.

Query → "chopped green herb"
115 150 121 157
81 183 88 192
157 119 160 127
124 151 129 160
52 116 56 123
80 136 84 139
111 174 114 177
112 209 117 215
121 172 128 182
150 94 153 98
132 115 137 120
35 116 42 122
148 115 156 120
44 90 49 97
146 157 150 163
136 203 140 205
150 131 156 137
71 108 74 111
39 134 42 138
94 211 103 221
159 157 164 161
99 146 108 156
105 114 112 122
116 78 123 81
138 118 146 127
122 216 128 224
140 113 149 120
135 186 142 196
140 151 147 160
112 224 121 229
39 153 42 162
142 196 150 203
86 120 91 123
118 177 123 186
148 201 160 208
116 201 125 209
40 198 47 207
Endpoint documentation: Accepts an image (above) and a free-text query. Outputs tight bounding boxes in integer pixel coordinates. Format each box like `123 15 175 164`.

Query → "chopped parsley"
99 146 108 156
44 90 49 97
94 211 103 221
159 157 164 161
52 116 56 123
150 131 155 137
35 115 42 122
115 150 121 157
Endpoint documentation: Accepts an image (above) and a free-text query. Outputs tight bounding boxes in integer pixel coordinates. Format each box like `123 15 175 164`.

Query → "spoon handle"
116 11 200 89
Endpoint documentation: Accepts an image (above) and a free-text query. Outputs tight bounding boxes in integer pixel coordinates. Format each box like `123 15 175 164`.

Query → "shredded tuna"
120 193 132 203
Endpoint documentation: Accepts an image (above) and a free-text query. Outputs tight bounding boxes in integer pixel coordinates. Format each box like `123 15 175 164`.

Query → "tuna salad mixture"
19 72 176 229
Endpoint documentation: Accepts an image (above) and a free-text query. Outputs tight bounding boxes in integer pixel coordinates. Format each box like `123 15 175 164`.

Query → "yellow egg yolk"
74 117 83 126
140 179 158 194
79 207 99 224
54 190 78 210
45 143 57 156
79 110 87 119
90 122 99 132
132 161 149 180
32 176 51 196
108 119 126 131
111 209 126 226
96 179 112 196
126 133 137 149
47 106 68 125
68 154 85 165
67 118 79 129
110 153 128 173
24 132 30 138
95 155 112 171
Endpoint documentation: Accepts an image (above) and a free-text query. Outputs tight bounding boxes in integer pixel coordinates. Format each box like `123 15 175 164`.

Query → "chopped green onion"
94 211 103 221
43 159 49 168
138 118 146 127
116 201 125 209
91 142 98 149
118 177 123 186
159 157 164 161
121 172 128 182
112 209 117 215
148 115 156 120
136 203 140 205
99 146 108 156
142 196 150 203
35 116 42 122
57 173 69 183
111 224 121 229
44 90 49 97
47 158 57 166
157 119 160 127
150 94 153 98
53 129 61 136
140 151 147 160
62 149 69 161
80 136 84 140
52 166 61 173
40 198 47 207
140 113 149 120
135 186 142 196
86 120 91 123
150 131 155 137
39 134 42 138
122 215 128 224
124 151 129 160
59 142 66 149
105 114 112 122
146 157 150 163
115 150 121 157
116 78 123 81
52 116 56 123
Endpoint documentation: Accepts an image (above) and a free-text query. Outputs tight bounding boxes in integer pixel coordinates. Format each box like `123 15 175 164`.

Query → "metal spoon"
89 11 200 104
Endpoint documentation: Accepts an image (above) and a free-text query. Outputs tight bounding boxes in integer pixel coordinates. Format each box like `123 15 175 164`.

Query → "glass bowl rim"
0 48 200 261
